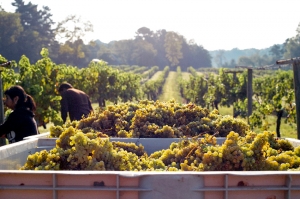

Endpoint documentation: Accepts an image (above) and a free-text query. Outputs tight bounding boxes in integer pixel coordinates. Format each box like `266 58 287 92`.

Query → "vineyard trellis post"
247 69 253 124
276 57 300 139
0 71 4 124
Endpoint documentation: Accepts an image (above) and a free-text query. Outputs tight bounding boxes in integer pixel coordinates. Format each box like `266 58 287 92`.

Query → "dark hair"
4 85 36 112
58 82 73 92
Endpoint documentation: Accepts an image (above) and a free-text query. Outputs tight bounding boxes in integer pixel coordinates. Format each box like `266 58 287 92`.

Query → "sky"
1 0 300 51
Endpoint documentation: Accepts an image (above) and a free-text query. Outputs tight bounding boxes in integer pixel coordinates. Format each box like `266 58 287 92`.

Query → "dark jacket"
60 88 93 122
0 107 38 142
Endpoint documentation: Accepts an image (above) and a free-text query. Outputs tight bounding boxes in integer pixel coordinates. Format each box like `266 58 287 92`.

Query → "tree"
283 22 300 59
131 39 157 66
135 27 153 40
250 52 269 67
223 59 236 68
97 48 118 65
214 50 226 67
237 56 254 67
152 29 168 69
55 15 93 43
112 40 135 65
136 27 169 69
187 40 212 68
0 11 23 60
164 31 183 67
269 44 284 63
53 15 94 67
12 0 56 62
55 39 87 67
283 38 300 59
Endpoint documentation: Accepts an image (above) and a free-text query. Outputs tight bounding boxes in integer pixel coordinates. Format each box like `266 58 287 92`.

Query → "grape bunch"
21 126 300 171
35 100 300 171
50 100 250 138
150 131 300 171
21 126 165 171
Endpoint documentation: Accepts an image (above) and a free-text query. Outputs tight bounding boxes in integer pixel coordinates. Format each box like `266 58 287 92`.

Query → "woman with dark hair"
0 85 38 143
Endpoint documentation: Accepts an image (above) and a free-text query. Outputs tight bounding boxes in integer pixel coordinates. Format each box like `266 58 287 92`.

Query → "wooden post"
293 62 300 139
247 69 253 124
0 71 4 124
234 66 254 124
277 57 300 139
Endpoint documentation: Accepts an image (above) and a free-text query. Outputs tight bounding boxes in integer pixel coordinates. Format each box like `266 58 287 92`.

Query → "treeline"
0 0 211 70
213 27 300 68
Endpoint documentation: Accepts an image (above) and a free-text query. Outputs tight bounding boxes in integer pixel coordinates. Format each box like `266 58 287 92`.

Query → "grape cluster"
150 131 300 171
50 100 250 138
33 100 300 171
21 127 300 171
22 126 165 171
112 141 146 157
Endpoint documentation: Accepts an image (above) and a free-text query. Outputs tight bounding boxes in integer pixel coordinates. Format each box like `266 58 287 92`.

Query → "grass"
158 71 185 103
218 105 233 116
149 71 163 81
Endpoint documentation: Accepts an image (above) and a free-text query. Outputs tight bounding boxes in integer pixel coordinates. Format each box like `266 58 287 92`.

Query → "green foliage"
143 66 169 100
18 50 62 126
180 67 295 139
251 70 295 133
0 48 143 128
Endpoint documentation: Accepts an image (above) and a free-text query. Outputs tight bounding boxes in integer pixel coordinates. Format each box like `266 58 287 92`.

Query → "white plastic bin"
0 135 300 199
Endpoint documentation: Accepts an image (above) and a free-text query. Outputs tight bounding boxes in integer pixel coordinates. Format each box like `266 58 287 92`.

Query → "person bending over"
0 85 38 143
58 82 93 123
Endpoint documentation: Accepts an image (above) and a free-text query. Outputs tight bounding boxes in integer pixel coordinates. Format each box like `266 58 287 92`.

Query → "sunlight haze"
1 0 300 51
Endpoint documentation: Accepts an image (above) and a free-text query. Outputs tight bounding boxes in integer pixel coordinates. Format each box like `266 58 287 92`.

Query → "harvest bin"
0 134 300 199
